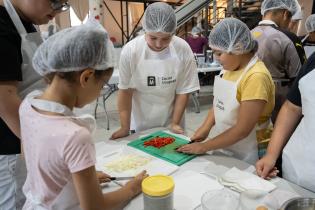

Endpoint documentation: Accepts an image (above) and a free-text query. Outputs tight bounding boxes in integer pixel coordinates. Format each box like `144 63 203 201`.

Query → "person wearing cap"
111 2 200 139
300 14 315 58
177 18 275 165
185 26 208 54
0 0 68 208
256 52 315 192
20 22 148 209
251 0 306 123
288 4 303 33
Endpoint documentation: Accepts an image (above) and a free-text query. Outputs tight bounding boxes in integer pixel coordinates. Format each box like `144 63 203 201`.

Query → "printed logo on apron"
147 76 156 86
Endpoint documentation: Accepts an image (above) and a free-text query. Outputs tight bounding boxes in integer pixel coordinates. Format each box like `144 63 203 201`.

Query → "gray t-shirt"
252 21 305 80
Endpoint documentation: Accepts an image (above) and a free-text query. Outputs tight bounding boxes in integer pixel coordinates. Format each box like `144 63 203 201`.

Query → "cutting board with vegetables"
127 130 196 166
95 146 178 182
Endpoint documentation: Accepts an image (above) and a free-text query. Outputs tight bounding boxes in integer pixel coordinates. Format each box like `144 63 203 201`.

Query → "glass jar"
142 175 174 210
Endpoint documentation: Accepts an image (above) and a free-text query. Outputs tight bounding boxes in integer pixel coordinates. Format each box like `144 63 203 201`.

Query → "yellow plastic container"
142 175 175 210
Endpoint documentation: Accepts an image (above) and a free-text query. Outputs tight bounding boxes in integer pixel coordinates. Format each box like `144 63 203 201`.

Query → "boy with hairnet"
301 14 315 58
177 18 275 165
251 0 306 123
111 2 200 139
19 21 147 210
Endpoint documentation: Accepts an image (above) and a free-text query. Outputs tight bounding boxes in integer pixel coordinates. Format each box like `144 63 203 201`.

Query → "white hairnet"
261 0 300 16
208 18 257 55
291 4 303 21
142 2 177 34
305 14 315 33
191 26 202 35
33 20 115 76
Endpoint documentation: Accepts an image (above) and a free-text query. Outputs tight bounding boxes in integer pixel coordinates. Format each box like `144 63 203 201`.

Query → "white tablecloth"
95 128 315 210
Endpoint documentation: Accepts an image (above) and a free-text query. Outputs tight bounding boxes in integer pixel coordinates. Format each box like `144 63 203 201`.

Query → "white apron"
23 91 97 210
4 0 45 98
282 69 315 192
3 0 45 209
130 44 184 131
209 56 270 165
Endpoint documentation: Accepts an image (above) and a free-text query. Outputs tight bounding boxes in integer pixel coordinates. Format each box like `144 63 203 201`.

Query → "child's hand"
190 126 210 142
170 123 184 134
125 170 148 197
255 154 278 179
176 142 207 154
96 171 111 183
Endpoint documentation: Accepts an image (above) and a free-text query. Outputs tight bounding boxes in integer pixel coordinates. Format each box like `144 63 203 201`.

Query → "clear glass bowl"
201 188 239 210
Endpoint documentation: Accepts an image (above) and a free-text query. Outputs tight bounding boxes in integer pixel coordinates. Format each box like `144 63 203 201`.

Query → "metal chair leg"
191 91 200 113
102 95 110 130
94 98 99 119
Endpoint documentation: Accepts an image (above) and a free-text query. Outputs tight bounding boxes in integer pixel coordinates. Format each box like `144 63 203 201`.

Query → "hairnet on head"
191 26 202 35
305 14 315 33
32 19 115 76
142 2 177 34
261 0 300 16
208 18 257 55
291 4 303 21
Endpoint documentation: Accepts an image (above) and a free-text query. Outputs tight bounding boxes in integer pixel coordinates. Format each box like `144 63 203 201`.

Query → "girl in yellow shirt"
178 18 275 165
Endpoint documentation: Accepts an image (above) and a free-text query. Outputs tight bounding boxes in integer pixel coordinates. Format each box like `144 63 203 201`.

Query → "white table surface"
95 128 315 210
197 65 222 73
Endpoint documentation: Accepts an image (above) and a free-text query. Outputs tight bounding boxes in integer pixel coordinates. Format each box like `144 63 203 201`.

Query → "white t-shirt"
118 35 200 94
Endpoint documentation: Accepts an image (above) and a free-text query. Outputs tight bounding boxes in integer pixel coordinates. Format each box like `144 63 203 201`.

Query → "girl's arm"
171 93 189 134
111 89 133 139
190 108 215 142
178 100 265 154
72 166 146 210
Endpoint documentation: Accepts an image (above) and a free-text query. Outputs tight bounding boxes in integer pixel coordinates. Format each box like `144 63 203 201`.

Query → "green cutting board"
127 130 196 166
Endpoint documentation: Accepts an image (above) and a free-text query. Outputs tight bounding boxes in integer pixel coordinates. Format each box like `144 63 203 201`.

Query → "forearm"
117 89 133 130
204 125 250 151
266 100 302 159
172 94 189 124
102 188 134 210
204 100 265 151
0 83 21 138
202 108 215 129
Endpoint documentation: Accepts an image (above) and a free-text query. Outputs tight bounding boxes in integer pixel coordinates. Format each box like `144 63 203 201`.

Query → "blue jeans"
0 155 26 210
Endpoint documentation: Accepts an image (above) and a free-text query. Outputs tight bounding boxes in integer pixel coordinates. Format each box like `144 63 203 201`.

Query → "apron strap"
235 55 258 85
3 0 28 35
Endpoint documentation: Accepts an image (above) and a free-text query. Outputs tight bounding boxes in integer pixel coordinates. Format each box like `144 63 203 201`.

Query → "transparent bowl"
201 188 239 210
238 189 269 210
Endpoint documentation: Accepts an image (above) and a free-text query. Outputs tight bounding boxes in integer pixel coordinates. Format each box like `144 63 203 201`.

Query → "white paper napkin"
219 167 277 193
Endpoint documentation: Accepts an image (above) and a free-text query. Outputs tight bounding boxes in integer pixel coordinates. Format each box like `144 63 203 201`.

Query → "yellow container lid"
142 175 174 197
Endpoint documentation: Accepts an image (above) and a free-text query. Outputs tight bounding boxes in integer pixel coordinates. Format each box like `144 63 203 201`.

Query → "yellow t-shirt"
222 60 275 124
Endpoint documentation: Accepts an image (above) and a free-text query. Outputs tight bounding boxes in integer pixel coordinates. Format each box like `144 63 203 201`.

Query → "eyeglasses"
50 0 70 12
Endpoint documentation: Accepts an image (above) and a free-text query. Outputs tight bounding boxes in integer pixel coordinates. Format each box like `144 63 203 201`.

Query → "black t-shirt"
0 5 36 154
287 52 315 107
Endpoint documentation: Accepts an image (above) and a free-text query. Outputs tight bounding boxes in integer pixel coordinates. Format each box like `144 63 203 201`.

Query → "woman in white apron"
178 18 275 165
111 2 200 139
301 14 315 58
0 0 67 209
20 22 147 210
256 52 315 192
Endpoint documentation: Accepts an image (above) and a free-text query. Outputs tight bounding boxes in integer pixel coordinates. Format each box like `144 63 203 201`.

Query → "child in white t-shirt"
19 21 147 210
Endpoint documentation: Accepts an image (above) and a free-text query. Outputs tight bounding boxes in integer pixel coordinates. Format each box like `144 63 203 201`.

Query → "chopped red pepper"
143 136 175 149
